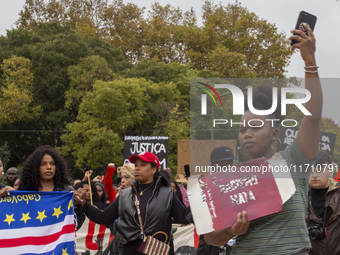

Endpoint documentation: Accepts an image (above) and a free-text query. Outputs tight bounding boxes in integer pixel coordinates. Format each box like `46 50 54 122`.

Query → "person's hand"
92 175 102 183
116 184 123 196
204 211 249 246
117 166 122 178
108 163 115 169
289 23 316 65
83 170 93 181
166 167 171 173
230 211 250 236
0 186 15 197
74 188 87 206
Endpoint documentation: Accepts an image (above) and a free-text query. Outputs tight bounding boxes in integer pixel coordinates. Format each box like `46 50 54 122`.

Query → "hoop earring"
271 138 282 152
275 138 282 151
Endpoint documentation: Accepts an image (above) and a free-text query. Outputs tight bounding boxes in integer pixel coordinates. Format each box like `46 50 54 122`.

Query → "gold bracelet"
304 66 319 69
304 70 318 73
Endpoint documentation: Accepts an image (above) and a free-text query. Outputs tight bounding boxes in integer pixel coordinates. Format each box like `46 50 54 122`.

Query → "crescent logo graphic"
197 82 222 107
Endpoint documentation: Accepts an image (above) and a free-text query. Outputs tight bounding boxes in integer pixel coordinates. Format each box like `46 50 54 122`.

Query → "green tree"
60 78 149 169
0 142 11 168
0 23 128 169
0 56 41 124
16 1 292 78
60 77 183 170
3 0 300 175
65 55 116 115
188 1 292 77
17 0 108 37
153 104 190 171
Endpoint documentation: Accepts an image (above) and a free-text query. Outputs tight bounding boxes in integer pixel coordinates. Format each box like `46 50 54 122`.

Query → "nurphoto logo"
198 83 311 128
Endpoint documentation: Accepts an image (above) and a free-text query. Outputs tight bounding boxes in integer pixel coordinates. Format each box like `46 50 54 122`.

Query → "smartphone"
291 11 317 46
184 164 190 178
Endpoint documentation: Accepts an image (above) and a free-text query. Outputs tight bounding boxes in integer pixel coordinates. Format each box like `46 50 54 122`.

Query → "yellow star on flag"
36 210 47 222
4 214 15 226
62 248 69 255
68 199 73 211
52 206 63 219
20 212 31 224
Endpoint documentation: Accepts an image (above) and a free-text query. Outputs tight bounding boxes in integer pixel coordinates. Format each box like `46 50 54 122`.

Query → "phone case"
291 11 317 46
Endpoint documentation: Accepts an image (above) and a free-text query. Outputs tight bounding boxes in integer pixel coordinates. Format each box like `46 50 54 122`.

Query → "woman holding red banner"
77 151 192 255
205 24 322 255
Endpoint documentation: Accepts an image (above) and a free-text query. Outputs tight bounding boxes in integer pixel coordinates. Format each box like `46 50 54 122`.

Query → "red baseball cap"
129 152 160 169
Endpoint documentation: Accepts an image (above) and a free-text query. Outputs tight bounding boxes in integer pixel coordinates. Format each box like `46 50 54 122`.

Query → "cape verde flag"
0 191 75 255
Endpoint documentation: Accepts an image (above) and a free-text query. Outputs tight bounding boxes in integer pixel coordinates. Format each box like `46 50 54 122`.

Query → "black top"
84 183 190 225
311 187 333 225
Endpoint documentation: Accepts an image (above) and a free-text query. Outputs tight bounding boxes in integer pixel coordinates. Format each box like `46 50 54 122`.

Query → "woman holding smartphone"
204 23 322 255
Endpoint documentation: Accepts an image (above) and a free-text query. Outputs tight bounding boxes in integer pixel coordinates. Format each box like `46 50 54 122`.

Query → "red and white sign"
188 155 296 235
76 217 113 254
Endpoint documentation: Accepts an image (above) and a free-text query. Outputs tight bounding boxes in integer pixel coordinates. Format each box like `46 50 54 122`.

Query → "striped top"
231 140 313 255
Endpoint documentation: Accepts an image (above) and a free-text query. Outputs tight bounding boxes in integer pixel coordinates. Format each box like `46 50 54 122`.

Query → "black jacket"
308 179 340 255
116 176 173 243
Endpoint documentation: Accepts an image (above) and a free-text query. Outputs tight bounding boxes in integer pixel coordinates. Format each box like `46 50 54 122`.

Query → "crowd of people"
0 23 338 255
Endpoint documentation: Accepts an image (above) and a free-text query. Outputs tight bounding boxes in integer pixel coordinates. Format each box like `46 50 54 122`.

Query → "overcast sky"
1 0 340 124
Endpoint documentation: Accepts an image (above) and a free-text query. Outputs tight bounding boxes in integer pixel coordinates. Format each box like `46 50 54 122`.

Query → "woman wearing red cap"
77 151 191 255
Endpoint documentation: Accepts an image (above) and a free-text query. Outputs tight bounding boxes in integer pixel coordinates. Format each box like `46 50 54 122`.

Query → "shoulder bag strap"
134 194 145 235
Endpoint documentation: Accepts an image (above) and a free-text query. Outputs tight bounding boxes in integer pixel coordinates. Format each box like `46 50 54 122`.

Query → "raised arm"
104 163 117 203
289 24 322 160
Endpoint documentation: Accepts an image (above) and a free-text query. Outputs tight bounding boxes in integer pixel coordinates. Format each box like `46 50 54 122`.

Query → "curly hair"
245 84 284 126
18 145 70 191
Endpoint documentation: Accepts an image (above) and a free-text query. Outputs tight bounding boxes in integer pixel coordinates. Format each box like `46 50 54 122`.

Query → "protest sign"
123 136 169 169
172 223 199 254
278 126 336 155
177 139 237 176
188 156 295 235
76 217 113 254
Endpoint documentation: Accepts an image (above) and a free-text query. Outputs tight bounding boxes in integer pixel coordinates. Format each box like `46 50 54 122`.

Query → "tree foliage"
16 0 292 77
0 22 128 172
65 55 116 115
1 0 326 177
0 56 41 124
60 78 182 169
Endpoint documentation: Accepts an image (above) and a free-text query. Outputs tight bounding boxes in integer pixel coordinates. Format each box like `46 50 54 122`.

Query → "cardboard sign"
188 156 295 235
177 139 237 176
172 223 199 253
